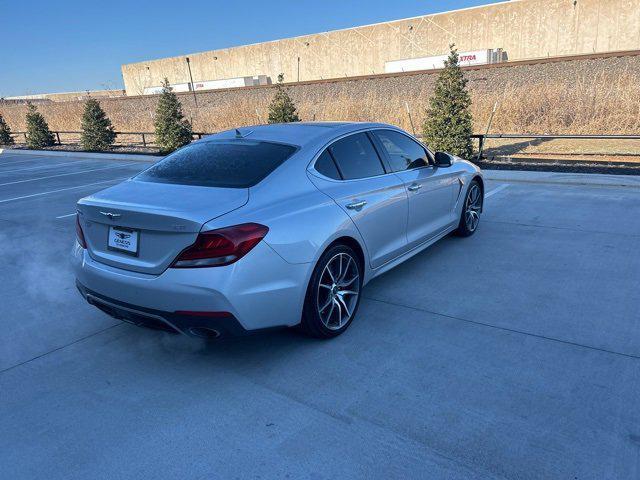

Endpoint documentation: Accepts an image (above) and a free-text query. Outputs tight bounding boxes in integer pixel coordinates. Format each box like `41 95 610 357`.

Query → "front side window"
374 130 430 172
328 133 385 180
135 140 297 188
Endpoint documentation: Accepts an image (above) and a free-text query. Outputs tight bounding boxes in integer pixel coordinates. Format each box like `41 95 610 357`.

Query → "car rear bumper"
72 241 312 336
76 282 252 338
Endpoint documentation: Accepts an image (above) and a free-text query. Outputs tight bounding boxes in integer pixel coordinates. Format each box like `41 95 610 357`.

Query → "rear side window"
328 133 385 180
374 130 429 172
136 140 297 188
314 150 341 180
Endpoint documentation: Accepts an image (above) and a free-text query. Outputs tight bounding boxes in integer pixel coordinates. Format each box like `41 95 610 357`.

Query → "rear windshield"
136 140 297 188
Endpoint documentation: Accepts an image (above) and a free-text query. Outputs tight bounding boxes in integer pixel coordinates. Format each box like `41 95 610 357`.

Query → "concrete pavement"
0 151 638 479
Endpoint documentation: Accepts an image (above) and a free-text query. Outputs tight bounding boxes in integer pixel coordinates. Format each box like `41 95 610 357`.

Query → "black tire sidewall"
301 244 363 338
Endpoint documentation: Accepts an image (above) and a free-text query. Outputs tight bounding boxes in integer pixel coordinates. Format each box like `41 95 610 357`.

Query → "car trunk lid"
77 180 249 274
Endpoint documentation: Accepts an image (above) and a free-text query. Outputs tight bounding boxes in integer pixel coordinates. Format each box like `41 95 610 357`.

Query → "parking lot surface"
1 151 639 479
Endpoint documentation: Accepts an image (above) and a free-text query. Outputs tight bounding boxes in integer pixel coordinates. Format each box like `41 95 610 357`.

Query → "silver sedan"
73 122 483 339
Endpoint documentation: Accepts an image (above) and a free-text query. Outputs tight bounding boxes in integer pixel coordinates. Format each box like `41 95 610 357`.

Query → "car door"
371 129 458 248
308 132 409 268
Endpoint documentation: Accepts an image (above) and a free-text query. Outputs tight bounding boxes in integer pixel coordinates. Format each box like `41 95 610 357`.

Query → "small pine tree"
0 113 14 146
423 45 473 159
268 74 300 124
154 79 193 153
80 99 116 151
25 102 55 149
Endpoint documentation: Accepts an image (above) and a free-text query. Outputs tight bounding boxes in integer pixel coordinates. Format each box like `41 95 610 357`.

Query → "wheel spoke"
468 210 479 229
319 296 332 312
336 295 351 319
466 213 473 229
324 301 335 324
334 298 343 327
470 185 479 204
338 273 359 288
319 283 332 290
338 256 352 283
337 289 358 296
325 264 336 283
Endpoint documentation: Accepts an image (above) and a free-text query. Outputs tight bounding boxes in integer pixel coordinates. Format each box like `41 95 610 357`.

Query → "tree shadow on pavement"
482 137 554 159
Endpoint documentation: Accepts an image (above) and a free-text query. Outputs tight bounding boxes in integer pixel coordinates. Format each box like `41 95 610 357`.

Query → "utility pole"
404 101 416 136
185 57 198 108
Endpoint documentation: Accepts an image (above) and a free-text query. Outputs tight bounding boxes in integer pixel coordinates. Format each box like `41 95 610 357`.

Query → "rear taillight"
76 214 87 249
171 223 269 268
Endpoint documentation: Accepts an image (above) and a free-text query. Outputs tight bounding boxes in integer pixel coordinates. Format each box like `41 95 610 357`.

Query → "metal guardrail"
471 133 640 160
9 130 209 147
474 134 640 139
7 130 640 158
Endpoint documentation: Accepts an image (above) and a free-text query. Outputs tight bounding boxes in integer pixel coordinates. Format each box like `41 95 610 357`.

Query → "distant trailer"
384 49 508 73
194 75 271 91
142 75 271 96
143 82 191 95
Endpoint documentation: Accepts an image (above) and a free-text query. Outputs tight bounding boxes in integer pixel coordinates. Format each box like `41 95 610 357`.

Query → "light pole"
185 57 198 108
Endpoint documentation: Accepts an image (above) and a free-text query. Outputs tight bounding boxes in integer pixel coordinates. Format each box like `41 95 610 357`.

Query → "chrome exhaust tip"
188 327 222 339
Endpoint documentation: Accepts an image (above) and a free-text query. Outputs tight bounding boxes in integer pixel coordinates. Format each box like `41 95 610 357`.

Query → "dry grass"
472 72 640 135
482 138 640 162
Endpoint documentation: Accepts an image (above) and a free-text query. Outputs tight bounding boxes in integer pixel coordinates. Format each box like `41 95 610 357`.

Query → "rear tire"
299 244 363 339
455 179 482 237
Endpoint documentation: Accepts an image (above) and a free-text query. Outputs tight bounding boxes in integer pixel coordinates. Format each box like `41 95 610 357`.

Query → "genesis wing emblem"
100 211 121 220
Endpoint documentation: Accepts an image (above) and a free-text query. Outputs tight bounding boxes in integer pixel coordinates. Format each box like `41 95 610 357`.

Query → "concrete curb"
484 169 640 188
0 148 161 162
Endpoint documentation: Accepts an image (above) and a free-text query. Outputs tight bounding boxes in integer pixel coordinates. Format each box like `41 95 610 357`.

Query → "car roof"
200 121 396 147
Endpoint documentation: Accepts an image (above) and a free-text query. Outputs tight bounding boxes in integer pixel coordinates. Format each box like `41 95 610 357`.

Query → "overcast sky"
0 0 502 97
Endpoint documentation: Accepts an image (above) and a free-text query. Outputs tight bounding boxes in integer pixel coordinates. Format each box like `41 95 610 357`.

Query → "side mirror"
434 151 453 167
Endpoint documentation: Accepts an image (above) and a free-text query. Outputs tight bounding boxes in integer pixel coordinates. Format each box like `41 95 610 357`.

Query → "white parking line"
485 184 509 198
0 160 105 174
56 212 78 219
0 157 57 167
0 178 127 204
0 164 135 187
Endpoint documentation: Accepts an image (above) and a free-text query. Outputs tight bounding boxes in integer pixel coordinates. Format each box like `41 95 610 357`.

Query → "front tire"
299 244 363 338
455 179 482 237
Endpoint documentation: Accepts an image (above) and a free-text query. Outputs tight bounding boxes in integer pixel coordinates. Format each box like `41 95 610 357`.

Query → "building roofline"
122 0 518 68
4 88 124 100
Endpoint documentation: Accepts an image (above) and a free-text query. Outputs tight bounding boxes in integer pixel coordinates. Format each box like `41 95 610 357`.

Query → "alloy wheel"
316 252 360 330
464 184 482 232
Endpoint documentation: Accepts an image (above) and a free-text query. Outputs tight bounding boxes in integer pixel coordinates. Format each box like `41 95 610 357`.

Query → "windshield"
136 140 297 188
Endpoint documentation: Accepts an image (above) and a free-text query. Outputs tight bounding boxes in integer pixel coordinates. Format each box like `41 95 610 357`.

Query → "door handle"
346 200 367 210
408 183 422 192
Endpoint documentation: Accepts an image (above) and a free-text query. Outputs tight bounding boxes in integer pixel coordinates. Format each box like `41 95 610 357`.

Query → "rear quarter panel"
201 159 368 267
